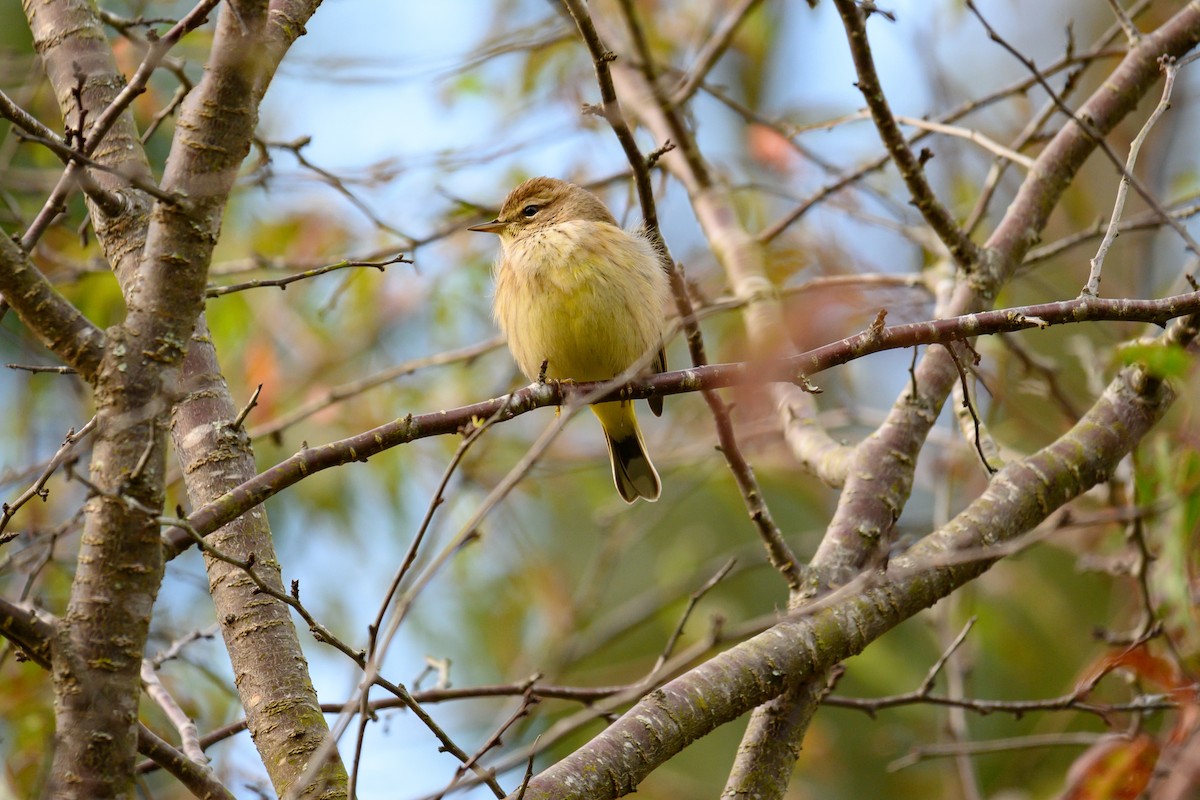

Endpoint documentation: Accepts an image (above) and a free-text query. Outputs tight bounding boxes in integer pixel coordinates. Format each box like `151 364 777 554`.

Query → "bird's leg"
537 358 572 416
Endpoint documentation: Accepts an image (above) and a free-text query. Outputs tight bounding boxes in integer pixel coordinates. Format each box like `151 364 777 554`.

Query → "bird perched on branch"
470 177 670 503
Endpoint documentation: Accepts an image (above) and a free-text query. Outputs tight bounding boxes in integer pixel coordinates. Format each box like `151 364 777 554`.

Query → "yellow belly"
493 220 667 383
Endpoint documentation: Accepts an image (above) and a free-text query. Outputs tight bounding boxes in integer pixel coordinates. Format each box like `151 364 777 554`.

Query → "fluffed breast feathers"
493 220 669 383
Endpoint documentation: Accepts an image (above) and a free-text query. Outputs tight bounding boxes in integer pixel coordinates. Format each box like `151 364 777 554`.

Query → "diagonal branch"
986 4 1200 270
610 40 857 489
831 0 981 269
563 0 802 587
505 312 1192 799
20 0 220 250
0 597 235 799
0 234 104 381
727 5 1200 796
668 0 765 107
1083 53 1193 296
561 0 661 230
967 1 1200 263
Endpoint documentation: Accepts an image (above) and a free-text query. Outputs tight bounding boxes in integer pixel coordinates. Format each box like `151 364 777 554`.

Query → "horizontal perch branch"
163 289 1200 557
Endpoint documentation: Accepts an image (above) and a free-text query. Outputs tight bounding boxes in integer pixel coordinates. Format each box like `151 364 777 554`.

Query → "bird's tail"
592 401 661 503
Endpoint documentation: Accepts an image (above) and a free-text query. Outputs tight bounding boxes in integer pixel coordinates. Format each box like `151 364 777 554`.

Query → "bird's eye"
521 204 540 217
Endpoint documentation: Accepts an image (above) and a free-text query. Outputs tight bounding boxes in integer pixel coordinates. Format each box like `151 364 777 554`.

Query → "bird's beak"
467 219 506 234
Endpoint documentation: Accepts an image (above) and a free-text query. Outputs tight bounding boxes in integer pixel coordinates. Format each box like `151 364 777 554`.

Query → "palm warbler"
469 177 670 503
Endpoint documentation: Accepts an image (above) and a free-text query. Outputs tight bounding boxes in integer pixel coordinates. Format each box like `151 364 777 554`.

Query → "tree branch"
0 234 104 382
154 1 350 796
506 313 1192 799
20 0 219 250
161 289 1200 559
831 0 981 269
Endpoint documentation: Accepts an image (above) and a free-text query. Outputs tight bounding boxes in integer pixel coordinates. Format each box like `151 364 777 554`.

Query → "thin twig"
247 336 503 441
832 0 980 269
205 253 409 297
758 34 1133 244
919 617 978 695
963 0 1158 236
433 682 540 799
668 0 764 107
603 0 803 589
560 0 662 231
0 89 62 143
888 733 1113 772
367 401 508 648
997 334 1084 420
148 624 220 669
13 128 178 206
140 79 192 144
1105 0 1142 44
963 66 1082 236
942 343 998 474
652 559 737 675
258 137 409 239
966 1 1200 264
894 115 1035 169
349 397 519 794
168 518 508 799
0 418 96 539
93 7 196 145
231 384 263 431
1083 55 1183 297
6 363 77 375
1025 195 1200 266
20 0 220 249
140 660 208 766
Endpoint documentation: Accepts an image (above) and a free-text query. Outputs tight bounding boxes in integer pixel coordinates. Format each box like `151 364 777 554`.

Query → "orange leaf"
1061 734 1158 800
1076 643 1186 695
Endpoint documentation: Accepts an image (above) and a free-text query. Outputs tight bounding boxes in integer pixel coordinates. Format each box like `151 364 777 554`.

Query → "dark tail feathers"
605 431 661 503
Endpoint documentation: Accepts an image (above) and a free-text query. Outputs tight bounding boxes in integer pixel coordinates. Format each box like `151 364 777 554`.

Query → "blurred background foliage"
1 0 1198 797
